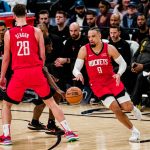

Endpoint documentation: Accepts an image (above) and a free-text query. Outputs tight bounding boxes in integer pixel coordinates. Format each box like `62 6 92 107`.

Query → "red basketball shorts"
90 77 124 98
6 66 50 103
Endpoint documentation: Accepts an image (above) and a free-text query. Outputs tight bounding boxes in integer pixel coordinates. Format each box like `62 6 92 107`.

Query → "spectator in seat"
69 0 88 27
53 10 70 43
122 1 138 29
131 20 150 108
132 13 149 43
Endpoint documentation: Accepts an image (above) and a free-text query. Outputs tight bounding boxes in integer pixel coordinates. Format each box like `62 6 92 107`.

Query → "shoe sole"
67 138 79 142
0 142 12 145
129 139 140 143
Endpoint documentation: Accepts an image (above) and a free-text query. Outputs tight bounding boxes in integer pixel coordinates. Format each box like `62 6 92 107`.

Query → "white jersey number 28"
17 41 30 56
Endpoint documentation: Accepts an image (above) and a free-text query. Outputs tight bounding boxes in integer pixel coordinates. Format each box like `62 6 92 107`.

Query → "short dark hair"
39 10 49 17
56 10 67 18
86 10 97 17
89 27 101 33
109 26 121 31
13 4 26 17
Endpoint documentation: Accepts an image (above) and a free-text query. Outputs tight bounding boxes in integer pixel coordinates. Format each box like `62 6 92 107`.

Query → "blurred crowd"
0 0 150 110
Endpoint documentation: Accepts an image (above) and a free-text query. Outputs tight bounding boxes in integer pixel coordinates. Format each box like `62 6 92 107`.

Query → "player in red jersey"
0 4 79 145
73 27 142 142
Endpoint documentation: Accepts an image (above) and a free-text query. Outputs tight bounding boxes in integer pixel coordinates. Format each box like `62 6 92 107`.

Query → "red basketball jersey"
85 43 124 97
9 25 43 70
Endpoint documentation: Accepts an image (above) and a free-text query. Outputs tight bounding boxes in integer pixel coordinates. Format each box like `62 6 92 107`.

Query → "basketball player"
73 27 142 142
0 4 79 145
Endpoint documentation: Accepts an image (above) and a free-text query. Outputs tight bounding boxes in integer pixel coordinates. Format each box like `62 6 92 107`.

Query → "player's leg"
43 96 79 142
46 92 64 135
0 72 26 145
102 96 140 142
0 100 13 145
117 92 142 142
28 102 46 131
34 68 79 141
117 91 142 121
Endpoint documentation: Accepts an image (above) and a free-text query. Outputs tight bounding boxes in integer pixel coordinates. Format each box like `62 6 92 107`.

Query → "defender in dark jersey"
73 27 142 142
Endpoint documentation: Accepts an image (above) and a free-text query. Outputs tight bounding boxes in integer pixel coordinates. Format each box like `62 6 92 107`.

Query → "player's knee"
121 102 133 112
123 104 133 112
110 103 122 114
112 107 122 115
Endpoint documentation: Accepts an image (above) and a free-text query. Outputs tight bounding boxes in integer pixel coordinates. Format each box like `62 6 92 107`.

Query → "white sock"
132 106 137 112
3 124 10 137
130 126 138 132
60 120 71 132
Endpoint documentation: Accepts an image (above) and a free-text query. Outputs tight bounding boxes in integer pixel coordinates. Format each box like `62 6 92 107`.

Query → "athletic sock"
3 124 10 137
130 126 138 132
60 120 71 132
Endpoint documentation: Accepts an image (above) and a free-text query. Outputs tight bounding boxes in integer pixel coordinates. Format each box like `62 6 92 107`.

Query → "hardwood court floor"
0 102 150 150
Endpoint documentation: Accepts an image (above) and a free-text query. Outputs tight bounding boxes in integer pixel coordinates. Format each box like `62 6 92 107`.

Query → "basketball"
65 87 83 105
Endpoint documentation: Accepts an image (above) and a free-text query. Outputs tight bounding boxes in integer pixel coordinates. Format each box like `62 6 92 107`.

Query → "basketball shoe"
28 120 46 131
132 106 142 120
0 134 12 145
64 131 79 142
45 120 65 135
129 129 140 142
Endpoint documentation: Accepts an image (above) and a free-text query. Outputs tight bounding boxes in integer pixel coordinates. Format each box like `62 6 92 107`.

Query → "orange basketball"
65 87 83 105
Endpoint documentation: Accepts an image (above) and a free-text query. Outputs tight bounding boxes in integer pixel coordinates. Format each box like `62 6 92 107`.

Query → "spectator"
104 13 130 40
82 9 98 36
131 20 150 108
37 10 65 90
53 10 70 43
113 0 131 25
96 0 112 29
138 0 150 18
38 10 55 33
132 13 149 43
69 0 88 27
122 1 138 29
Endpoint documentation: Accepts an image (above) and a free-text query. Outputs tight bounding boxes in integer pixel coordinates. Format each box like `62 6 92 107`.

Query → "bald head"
110 13 121 27
69 22 80 40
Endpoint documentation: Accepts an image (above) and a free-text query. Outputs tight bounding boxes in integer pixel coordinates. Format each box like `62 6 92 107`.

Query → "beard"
90 43 96 48
77 12 85 18
138 24 146 30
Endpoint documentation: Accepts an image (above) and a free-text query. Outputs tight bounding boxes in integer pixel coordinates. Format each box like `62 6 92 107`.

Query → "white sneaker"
129 130 140 142
132 106 142 120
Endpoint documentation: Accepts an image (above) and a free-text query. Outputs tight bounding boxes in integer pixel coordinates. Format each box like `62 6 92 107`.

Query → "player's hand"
0 77 7 90
56 89 65 100
112 74 120 86
54 58 67 67
73 74 84 85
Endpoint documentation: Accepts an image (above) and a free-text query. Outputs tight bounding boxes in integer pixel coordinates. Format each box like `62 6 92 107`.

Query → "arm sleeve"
72 58 84 77
114 55 127 76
